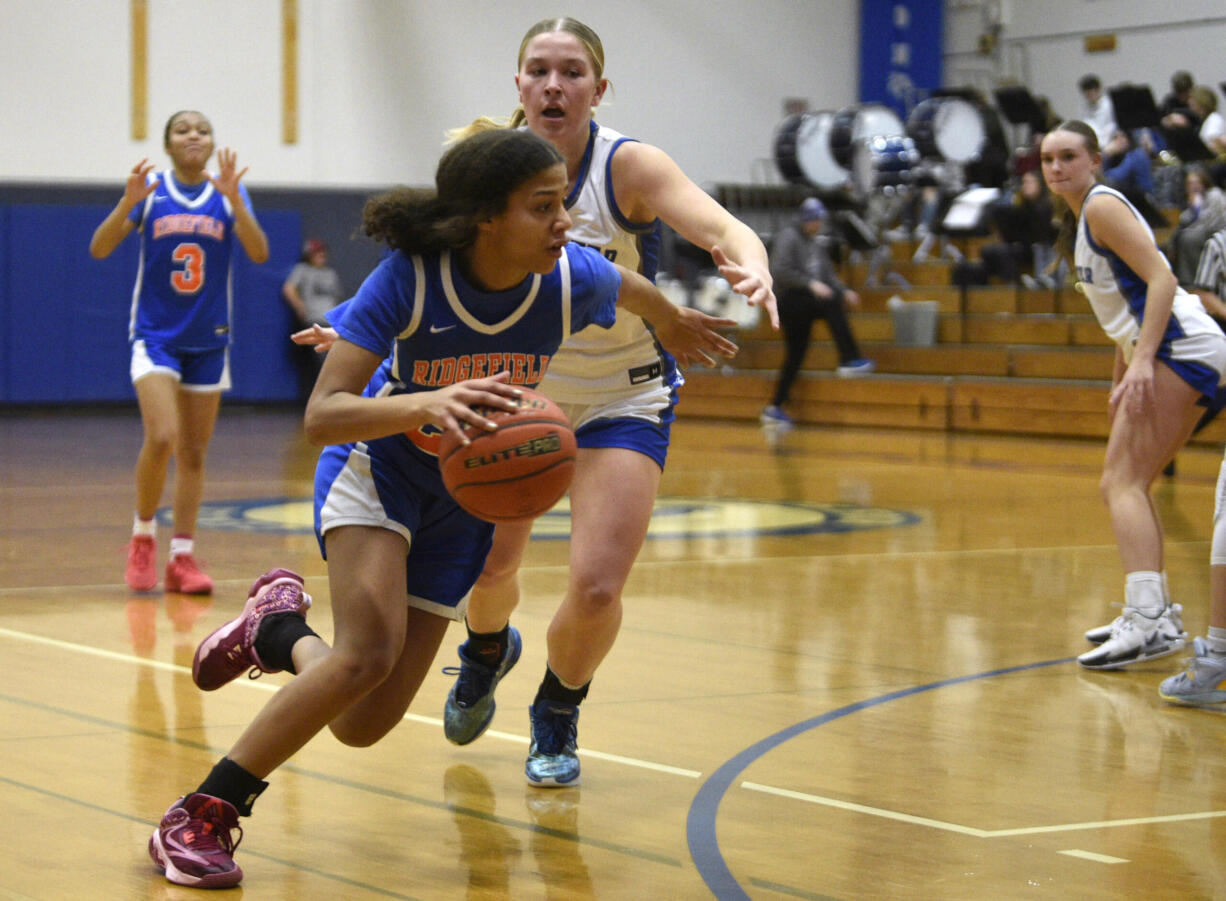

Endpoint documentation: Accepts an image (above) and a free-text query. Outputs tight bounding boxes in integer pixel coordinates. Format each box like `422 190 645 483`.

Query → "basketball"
438 387 576 523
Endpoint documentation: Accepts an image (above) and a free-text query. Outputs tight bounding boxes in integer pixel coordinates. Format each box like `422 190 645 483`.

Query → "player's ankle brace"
195 757 268 817
254 613 318 675
538 665 589 706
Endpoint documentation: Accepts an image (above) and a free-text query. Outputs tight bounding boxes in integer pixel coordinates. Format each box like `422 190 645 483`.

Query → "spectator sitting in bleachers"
1160 85 1226 188
1165 85 1226 157
1078 74 1117 147
1103 130 1155 199
1159 70 1196 121
1167 165 1226 286
954 171 1060 288
1101 128 1168 229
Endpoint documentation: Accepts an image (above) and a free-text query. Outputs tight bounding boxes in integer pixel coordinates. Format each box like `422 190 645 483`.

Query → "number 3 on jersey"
171 242 205 295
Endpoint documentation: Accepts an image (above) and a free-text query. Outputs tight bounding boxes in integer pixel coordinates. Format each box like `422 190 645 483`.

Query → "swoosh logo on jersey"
430 324 456 333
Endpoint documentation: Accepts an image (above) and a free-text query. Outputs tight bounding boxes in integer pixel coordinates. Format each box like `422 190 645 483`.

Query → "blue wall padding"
1 204 302 403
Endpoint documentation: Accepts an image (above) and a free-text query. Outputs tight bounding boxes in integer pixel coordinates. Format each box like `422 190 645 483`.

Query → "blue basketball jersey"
126 170 251 349
331 242 620 460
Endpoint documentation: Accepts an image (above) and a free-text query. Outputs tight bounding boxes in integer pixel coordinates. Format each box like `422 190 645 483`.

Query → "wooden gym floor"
2 406 1225 900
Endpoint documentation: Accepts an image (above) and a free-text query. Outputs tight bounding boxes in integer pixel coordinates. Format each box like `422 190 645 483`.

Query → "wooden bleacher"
678 235 1226 447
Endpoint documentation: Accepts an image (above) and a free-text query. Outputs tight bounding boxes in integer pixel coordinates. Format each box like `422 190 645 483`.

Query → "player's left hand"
712 246 779 329
654 307 739 368
209 148 250 202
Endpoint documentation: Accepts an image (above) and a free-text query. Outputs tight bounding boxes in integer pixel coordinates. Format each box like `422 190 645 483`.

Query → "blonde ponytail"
444 114 514 145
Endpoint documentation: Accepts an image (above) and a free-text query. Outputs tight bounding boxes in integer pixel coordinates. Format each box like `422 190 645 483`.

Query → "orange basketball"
438 387 576 523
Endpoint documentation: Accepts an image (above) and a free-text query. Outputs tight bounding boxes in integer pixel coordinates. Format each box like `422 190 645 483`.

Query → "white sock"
133 515 156 538
169 536 194 559
1125 571 1164 619
1160 571 1171 606
1207 627 1226 657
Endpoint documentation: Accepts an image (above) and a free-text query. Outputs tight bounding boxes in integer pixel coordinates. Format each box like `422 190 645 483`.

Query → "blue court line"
686 657 1076 900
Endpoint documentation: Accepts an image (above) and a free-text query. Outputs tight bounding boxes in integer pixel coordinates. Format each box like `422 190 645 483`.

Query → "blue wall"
0 201 303 404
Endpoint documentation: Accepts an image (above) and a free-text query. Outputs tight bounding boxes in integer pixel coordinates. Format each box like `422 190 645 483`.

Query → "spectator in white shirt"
1078 74 1118 147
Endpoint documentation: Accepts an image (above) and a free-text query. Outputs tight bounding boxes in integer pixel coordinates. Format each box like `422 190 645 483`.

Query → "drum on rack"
773 111 848 190
828 103 906 169
851 135 921 195
905 97 987 163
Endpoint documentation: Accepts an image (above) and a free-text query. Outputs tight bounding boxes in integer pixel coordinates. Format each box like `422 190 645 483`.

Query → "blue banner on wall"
859 0 943 118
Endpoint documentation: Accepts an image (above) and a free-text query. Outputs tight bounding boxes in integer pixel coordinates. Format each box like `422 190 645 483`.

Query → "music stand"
1108 84 1160 132
993 86 1046 132
1161 126 1215 162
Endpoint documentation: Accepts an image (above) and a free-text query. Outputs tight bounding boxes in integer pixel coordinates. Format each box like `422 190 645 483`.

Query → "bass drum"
829 103 905 169
906 97 986 163
773 111 847 190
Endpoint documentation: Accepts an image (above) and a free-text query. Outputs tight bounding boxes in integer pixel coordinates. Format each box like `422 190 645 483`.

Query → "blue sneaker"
836 358 875 378
525 699 581 787
1159 638 1226 706
760 405 793 427
442 626 522 745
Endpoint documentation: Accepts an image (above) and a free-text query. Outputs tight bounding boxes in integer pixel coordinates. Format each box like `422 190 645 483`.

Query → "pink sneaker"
165 553 214 595
148 793 244 888
192 569 311 691
125 536 157 592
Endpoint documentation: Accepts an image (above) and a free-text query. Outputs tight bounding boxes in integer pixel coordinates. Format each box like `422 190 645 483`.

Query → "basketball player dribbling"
146 128 738 888
292 18 778 786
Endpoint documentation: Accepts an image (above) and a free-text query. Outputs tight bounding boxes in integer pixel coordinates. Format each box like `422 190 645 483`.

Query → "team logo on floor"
182 497 919 539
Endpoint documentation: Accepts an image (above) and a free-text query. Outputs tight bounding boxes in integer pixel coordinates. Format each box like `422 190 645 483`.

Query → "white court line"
741 781 1226 839
1059 850 1129 864
0 626 700 779
741 781 990 836
3 625 1218 834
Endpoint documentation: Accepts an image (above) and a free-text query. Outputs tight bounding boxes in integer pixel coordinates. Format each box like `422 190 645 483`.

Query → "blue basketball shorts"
557 386 678 471
131 339 230 391
313 436 494 620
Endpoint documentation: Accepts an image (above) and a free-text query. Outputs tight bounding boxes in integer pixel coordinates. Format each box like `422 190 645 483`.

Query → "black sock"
463 623 509 666
254 613 318 674
195 757 268 816
536 665 589 706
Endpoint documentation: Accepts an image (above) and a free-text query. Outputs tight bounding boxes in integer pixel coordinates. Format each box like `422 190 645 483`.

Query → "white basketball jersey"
1075 185 1219 363
539 122 677 402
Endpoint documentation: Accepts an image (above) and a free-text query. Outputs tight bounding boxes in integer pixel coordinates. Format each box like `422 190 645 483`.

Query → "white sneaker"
1084 603 1183 645
1078 606 1187 670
